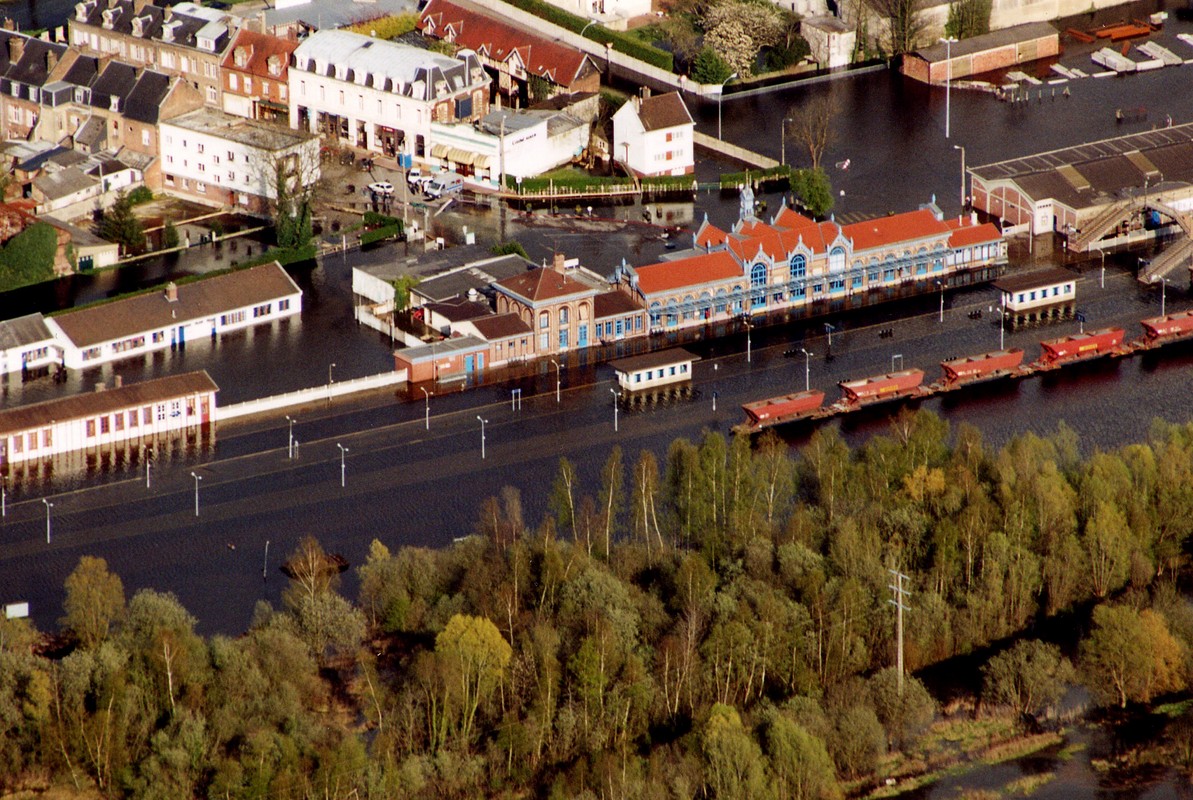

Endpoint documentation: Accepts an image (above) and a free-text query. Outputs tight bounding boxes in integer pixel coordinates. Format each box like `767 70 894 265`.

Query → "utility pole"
888 569 911 695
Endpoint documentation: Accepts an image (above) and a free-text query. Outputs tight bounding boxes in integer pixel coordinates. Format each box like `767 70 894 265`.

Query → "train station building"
616 199 1005 334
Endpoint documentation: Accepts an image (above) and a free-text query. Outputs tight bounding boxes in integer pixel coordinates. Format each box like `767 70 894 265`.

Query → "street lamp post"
712 390 718 412
936 280 945 322
42 498 52 543
717 72 738 140
286 415 296 459
579 18 599 37
799 347 812 392
550 358 561 403
144 446 152 488
327 362 336 406
954 144 965 212
1161 278 1169 317
477 416 488 459
1 476 6 517
420 388 432 429
190 472 202 517
744 316 752 363
1100 249 1106 289
999 294 1006 350
610 388 619 432
941 37 957 139
337 444 348 488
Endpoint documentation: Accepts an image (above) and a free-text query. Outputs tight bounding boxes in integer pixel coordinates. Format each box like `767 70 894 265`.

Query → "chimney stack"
553 252 566 274
114 374 123 388
46 48 57 72
7 35 25 64
95 381 106 392
165 281 178 302
133 0 152 13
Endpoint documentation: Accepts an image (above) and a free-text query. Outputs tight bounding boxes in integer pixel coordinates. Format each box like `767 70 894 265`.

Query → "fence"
217 370 407 421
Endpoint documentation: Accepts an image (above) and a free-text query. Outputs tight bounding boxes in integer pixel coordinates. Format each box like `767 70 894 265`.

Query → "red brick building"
220 28 296 122
902 22 1059 84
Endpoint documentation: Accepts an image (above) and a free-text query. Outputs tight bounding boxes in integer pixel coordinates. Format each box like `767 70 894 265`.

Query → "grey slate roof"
0 313 54 349
34 166 97 201
72 1 231 56
292 30 485 102
123 70 174 124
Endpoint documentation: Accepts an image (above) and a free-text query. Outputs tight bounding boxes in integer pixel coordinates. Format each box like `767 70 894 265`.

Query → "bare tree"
868 0 928 56
785 93 838 171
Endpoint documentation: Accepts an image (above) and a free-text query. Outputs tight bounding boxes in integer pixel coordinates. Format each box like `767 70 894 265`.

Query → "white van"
425 172 465 199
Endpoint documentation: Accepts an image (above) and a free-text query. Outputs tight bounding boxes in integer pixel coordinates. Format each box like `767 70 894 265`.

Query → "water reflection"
3 425 216 495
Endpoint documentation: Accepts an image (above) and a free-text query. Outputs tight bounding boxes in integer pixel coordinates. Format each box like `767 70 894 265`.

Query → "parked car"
424 172 464 199
367 181 394 196
407 168 434 191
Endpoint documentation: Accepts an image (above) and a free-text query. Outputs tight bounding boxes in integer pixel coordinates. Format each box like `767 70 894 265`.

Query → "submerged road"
1 260 1188 634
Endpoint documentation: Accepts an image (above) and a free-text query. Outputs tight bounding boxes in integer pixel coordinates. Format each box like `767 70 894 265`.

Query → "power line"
888 569 911 695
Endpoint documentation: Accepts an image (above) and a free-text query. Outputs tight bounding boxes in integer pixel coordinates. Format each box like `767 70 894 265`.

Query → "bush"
162 221 180 250
346 12 419 39
719 165 793 190
690 47 734 84
127 185 154 205
0 222 58 291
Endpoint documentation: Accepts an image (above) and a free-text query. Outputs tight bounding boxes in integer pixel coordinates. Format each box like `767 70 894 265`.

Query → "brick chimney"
165 281 178 302
46 48 58 72
553 251 566 274
7 35 25 64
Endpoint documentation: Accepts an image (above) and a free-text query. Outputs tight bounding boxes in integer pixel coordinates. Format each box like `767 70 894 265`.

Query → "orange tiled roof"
495 267 595 303
635 250 741 295
843 208 952 251
947 220 1002 247
221 28 297 79
694 219 728 248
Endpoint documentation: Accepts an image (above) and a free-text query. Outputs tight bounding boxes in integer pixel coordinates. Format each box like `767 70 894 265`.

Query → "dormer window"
335 65 345 80
101 8 116 29
132 17 143 36
234 46 249 68
266 55 282 76
109 95 120 112
74 2 90 22
198 37 215 52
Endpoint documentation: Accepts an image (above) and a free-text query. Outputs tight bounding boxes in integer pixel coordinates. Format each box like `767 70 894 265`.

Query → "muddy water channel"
899 718 1187 800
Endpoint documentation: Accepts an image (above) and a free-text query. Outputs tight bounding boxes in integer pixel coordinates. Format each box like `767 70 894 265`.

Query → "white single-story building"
45 261 303 369
610 348 699 391
0 371 217 467
429 108 590 184
0 314 59 377
994 267 1076 312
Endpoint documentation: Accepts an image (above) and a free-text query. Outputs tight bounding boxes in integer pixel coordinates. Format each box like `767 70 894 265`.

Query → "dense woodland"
5 409 1193 799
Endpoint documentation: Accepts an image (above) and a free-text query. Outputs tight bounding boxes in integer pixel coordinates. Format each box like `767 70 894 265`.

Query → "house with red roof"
220 28 297 122
612 91 694 177
420 0 601 105
618 200 1006 332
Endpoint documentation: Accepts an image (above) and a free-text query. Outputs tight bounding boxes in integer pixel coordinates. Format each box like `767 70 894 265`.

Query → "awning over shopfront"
431 144 450 158
447 148 475 165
